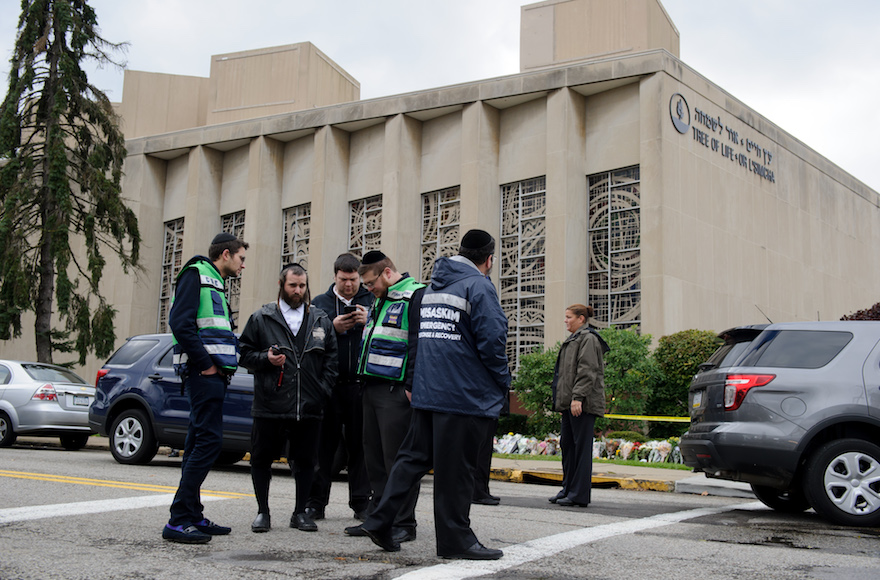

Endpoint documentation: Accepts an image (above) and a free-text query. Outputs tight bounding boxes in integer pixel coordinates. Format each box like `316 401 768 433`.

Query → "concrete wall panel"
420 111 463 193
499 98 547 184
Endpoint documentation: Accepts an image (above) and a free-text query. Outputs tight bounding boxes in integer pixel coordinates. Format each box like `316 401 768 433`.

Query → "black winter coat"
239 302 338 421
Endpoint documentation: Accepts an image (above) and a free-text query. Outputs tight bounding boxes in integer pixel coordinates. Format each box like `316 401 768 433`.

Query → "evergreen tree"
0 0 140 364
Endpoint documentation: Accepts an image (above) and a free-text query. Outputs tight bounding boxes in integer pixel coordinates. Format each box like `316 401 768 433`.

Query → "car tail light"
32 384 58 401
724 374 775 410
96 368 109 386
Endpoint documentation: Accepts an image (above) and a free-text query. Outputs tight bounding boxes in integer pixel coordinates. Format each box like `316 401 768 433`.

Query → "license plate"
692 390 703 408
73 395 90 406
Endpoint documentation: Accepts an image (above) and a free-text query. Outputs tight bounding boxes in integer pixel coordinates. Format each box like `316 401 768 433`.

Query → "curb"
21 437 681 495
489 468 677 493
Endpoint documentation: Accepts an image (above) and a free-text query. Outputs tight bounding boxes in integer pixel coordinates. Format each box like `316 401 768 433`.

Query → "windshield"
22 364 88 384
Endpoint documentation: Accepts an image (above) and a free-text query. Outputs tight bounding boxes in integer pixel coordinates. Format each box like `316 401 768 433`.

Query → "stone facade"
4 0 878 380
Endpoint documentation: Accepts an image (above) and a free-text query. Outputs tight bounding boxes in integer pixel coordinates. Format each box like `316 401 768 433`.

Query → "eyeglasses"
362 274 379 289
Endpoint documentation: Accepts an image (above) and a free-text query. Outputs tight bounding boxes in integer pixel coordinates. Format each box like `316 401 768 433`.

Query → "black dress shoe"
392 527 416 543
549 490 566 504
162 524 212 544
472 495 501 506
344 524 368 536
290 512 318 532
251 513 271 533
304 507 325 520
362 526 401 552
556 496 589 507
442 541 503 560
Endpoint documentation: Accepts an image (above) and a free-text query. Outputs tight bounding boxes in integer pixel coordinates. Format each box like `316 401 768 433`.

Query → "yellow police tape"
603 413 690 423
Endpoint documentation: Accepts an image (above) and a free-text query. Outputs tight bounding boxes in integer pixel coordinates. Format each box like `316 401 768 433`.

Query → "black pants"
307 382 370 513
250 416 320 516
560 411 597 504
362 382 419 530
363 409 493 557
169 373 225 527
472 417 497 500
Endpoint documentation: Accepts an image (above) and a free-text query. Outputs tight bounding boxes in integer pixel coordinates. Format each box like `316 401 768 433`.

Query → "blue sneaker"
194 519 231 535
163 524 212 544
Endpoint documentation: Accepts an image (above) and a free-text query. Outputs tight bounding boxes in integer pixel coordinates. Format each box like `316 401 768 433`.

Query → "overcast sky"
1 0 878 192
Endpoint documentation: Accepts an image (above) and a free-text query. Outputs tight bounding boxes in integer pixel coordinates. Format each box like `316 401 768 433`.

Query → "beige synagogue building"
23 0 880 375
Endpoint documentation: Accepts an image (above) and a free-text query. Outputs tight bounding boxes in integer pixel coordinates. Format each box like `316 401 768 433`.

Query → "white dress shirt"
278 299 305 336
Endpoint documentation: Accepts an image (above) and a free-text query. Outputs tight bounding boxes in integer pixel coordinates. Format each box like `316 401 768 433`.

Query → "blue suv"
89 334 254 465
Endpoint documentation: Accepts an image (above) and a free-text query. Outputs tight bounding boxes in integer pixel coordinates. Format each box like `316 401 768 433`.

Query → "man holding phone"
305 254 374 522
239 263 338 533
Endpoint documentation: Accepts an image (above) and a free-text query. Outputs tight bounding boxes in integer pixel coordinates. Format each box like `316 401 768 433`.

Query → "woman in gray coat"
549 304 609 507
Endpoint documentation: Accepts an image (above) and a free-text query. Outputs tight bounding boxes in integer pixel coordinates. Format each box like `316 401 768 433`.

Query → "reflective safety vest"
358 276 424 381
171 257 239 375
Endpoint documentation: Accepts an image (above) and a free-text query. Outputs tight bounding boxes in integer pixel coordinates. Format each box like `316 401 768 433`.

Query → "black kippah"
361 250 387 265
211 232 237 245
460 229 493 250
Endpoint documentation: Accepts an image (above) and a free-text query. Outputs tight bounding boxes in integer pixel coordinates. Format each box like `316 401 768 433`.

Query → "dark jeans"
168 373 226 526
363 409 492 556
560 411 597 504
308 382 370 513
362 382 419 530
251 416 320 515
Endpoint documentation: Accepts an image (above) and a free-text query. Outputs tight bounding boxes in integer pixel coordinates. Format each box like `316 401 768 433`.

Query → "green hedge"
508 326 720 440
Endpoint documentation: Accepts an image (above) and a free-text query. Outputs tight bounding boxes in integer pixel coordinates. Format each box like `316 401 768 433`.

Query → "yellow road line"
0 469 252 499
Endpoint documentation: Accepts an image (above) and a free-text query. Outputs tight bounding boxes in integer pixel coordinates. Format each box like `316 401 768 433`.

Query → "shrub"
512 343 560 438
841 302 880 320
597 327 662 434
497 413 528 437
648 329 720 438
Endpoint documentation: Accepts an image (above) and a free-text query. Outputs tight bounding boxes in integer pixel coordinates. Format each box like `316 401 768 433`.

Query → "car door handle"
148 373 163 380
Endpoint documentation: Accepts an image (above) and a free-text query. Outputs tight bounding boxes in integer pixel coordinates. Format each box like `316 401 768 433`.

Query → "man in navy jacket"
359 229 510 560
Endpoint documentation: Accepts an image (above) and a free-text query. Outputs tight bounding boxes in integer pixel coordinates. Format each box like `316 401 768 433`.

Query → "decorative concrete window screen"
281 203 311 270
588 166 641 330
420 187 461 282
157 218 185 333
221 210 246 327
348 195 382 258
500 176 546 371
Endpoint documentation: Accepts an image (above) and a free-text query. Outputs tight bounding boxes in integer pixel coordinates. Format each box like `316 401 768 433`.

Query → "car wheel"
751 483 811 513
59 434 91 451
0 411 16 447
109 409 158 465
804 438 880 527
214 451 246 465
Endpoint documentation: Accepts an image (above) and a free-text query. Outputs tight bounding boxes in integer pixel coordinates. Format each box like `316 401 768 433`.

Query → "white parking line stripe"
397 501 765 580
0 494 229 524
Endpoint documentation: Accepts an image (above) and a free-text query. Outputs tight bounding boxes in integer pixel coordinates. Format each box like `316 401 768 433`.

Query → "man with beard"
239 263 337 533
359 230 510 560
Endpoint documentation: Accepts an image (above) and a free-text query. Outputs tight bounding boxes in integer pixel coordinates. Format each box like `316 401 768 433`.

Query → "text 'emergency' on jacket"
411 256 511 418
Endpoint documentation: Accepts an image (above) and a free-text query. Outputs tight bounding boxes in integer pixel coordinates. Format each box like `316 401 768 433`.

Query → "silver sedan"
0 360 95 449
